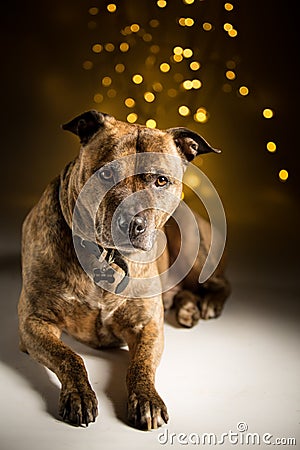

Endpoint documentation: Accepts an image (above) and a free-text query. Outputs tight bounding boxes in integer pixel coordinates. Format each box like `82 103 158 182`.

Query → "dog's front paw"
59 385 98 427
127 390 169 430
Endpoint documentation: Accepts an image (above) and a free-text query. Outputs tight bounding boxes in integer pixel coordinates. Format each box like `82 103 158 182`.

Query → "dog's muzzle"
116 213 153 251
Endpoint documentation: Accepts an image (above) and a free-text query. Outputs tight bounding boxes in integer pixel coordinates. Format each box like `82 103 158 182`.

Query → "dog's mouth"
97 231 155 254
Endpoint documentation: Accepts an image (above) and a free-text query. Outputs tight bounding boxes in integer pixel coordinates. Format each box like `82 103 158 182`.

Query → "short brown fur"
18 111 230 429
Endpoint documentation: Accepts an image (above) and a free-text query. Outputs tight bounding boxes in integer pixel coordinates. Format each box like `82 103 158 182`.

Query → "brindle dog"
18 111 230 430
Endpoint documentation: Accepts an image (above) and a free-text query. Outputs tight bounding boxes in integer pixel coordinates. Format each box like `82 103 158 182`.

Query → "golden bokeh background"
0 0 298 257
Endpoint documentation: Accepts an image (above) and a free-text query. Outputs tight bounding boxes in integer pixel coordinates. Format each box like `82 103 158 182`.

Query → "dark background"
0 0 299 277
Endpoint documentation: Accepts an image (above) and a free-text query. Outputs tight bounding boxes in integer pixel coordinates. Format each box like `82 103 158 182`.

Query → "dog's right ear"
62 110 107 145
167 127 220 162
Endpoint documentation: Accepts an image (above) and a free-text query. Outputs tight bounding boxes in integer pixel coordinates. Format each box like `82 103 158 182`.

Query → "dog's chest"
63 286 126 348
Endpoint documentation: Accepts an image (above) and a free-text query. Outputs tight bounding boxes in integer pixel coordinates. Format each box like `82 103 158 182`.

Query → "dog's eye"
155 175 169 187
99 168 114 181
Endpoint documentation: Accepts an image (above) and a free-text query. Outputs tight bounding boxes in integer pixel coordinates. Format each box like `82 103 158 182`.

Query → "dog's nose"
117 214 146 238
130 216 146 238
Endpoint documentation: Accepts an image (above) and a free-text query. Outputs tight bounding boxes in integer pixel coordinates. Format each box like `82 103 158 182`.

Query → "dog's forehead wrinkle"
92 124 138 157
110 130 140 158
140 127 167 152
98 125 174 157
136 126 143 153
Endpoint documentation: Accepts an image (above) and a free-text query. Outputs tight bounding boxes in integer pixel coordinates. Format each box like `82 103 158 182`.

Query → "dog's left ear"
167 127 221 162
62 110 107 145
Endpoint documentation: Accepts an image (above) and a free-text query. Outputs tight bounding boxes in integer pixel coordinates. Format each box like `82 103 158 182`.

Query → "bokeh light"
82 2 287 187
153 82 163 92
132 74 143 84
239 86 249 96
160 63 171 73
82 60 93 70
115 63 125 73
173 54 183 62
183 48 193 58
279 169 289 182
120 42 130 52
224 3 234 11
94 93 104 103
104 43 115 52
192 79 202 89
226 70 236 80
178 105 190 116
88 7 99 16
173 46 183 55
127 113 138 123
144 92 156 102
92 44 103 53
102 76 112 87
125 98 135 108
146 119 157 128
266 142 276 153
228 29 238 37
130 24 140 33
263 108 274 119
194 107 209 123
203 22 213 31
107 4 117 13
190 61 201 71
182 80 193 90
185 18 195 27
224 23 233 32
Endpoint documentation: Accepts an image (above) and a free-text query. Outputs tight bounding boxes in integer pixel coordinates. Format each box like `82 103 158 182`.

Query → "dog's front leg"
124 308 169 430
19 314 98 426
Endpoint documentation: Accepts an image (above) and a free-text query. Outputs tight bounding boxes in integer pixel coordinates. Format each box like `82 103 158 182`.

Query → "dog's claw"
128 391 168 431
59 387 98 427
62 408 68 421
75 413 81 427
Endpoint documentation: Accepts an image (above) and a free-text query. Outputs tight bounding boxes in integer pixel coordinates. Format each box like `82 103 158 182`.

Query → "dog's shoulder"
21 172 77 284
22 175 68 245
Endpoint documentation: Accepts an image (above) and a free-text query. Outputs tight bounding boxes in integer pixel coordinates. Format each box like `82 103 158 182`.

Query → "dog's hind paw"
173 290 201 328
59 386 98 427
176 300 200 328
127 391 169 431
200 276 230 320
200 298 224 320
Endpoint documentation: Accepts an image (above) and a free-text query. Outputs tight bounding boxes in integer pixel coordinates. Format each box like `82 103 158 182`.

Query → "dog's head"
62 110 219 253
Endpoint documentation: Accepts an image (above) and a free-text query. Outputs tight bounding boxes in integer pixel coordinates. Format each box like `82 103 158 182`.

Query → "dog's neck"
58 175 129 294
73 236 130 294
